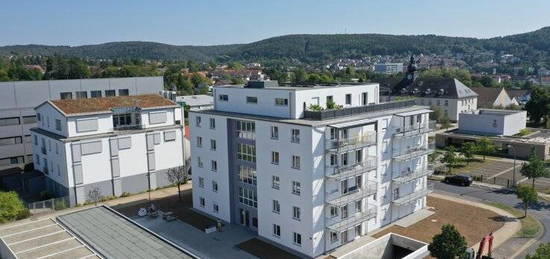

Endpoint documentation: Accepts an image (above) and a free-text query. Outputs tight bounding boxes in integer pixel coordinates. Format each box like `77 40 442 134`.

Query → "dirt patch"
112 189 217 230
373 196 504 246
236 238 300 259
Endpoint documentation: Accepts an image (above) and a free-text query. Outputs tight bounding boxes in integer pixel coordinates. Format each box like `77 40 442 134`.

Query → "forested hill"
1 27 549 64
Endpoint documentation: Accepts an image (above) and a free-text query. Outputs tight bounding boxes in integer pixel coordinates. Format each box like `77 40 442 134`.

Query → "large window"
118 89 129 96
271 151 279 164
0 117 20 127
105 90 116 97
345 94 352 105
0 136 22 146
275 98 288 106
292 181 301 195
246 96 258 104
219 94 229 101
22 116 37 124
238 187 257 208
293 232 302 246
75 91 88 99
291 129 300 143
90 90 102 98
271 126 278 140
237 143 256 162
292 155 301 169
239 166 257 185
60 92 73 99
273 224 281 237
292 206 301 220
236 120 255 139
113 113 135 129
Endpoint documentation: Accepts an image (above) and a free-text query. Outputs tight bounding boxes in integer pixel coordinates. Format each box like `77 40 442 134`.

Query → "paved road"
432 181 550 258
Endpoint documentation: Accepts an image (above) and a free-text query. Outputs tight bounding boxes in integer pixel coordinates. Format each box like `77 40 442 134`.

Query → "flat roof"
192 105 429 127
214 83 378 91
57 206 197 259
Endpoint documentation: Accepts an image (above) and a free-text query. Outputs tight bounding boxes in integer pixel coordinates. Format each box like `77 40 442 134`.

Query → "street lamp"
507 144 517 188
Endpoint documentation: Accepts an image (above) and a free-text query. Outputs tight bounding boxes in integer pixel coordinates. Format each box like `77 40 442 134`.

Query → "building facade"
189 81 433 257
30 94 184 206
373 63 404 75
0 77 164 171
458 109 527 136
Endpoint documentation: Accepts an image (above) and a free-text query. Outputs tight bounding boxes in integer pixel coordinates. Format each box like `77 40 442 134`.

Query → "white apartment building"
189 81 434 258
30 94 184 206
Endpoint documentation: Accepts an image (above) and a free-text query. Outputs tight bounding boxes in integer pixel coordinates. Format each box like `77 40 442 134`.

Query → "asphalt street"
432 180 550 258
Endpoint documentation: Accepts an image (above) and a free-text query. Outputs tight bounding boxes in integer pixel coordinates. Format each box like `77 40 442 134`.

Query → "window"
291 129 300 143
60 92 73 99
236 120 255 139
210 139 216 150
272 175 280 189
275 98 288 106
213 203 219 213
211 160 217 172
75 91 88 99
292 206 301 220
341 205 348 219
55 119 61 131
436 100 441 106
209 118 216 129
292 155 300 169
112 113 134 129
273 224 281 237
246 96 258 104
33 135 38 145
197 157 203 168
195 116 202 127
271 126 278 139
330 128 336 140
196 137 202 147
355 200 362 212
330 232 338 243
355 149 363 163
239 166 257 185
341 153 348 166
105 90 116 97
212 181 218 192
444 100 449 106
237 143 256 162
22 116 37 124
118 89 129 96
355 225 362 237
293 232 302 246
292 181 301 196
330 206 338 218
271 151 279 164
0 117 20 126
90 90 102 98
219 94 229 101
330 154 337 166
272 200 280 214
198 177 204 188
0 136 22 146
345 94 352 105
199 197 205 208
393 188 400 200
238 187 257 208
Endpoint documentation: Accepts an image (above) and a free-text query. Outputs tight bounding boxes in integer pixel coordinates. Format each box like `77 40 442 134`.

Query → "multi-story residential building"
373 63 405 74
0 77 163 171
189 81 434 257
30 94 184 206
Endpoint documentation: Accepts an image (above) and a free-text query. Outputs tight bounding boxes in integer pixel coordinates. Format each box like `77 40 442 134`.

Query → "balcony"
304 100 416 120
392 183 433 206
326 205 377 232
326 132 377 152
392 141 435 161
326 181 377 207
392 166 434 184
394 120 436 138
326 157 377 180
113 124 143 131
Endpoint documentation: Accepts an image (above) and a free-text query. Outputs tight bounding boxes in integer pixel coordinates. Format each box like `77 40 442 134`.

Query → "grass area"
447 158 496 175
486 202 542 238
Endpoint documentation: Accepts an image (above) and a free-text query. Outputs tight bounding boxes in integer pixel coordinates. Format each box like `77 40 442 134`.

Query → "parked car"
443 174 473 186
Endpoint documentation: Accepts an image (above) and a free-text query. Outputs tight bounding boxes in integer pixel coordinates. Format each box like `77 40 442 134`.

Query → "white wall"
459 110 527 136
36 103 68 137
416 97 477 121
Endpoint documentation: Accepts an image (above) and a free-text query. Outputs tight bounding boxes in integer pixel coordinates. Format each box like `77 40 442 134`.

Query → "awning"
395 109 432 117
329 118 376 129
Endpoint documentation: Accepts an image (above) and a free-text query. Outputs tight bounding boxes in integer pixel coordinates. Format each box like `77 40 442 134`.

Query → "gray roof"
176 95 214 107
57 206 197 259
407 78 478 99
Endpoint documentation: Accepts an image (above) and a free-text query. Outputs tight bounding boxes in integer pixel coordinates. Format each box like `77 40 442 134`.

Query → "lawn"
486 202 542 238
372 196 504 246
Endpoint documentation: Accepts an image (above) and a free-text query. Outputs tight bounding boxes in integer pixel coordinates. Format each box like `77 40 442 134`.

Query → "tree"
520 151 549 188
526 243 550 259
516 185 538 218
476 137 495 161
0 191 29 223
167 166 189 201
461 142 478 164
525 87 550 126
428 224 468 259
442 146 460 174
430 106 444 122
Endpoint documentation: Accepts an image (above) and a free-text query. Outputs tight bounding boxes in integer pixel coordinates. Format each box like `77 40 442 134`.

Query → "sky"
1 0 549 46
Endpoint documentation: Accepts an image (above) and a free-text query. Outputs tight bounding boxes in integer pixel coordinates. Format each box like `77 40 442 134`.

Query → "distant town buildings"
470 87 517 108
31 94 184 205
373 63 404 74
0 77 164 172
189 80 434 257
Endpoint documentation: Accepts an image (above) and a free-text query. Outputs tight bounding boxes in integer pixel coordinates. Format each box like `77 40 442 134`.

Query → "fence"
26 196 70 214
471 174 514 188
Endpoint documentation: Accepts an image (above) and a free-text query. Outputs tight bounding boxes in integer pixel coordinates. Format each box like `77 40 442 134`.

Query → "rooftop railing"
304 100 417 120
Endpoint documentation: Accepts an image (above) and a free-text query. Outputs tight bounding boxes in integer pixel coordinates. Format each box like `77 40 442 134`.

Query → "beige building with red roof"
30 94 185 206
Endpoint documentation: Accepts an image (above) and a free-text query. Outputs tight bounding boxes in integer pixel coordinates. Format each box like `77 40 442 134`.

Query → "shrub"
54 200 68 210
0 191 30 223
120 192 131 197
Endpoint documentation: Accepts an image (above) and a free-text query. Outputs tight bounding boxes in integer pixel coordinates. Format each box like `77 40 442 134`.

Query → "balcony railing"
326 181 377 207
392 165 434 184
113 124 143 131
326 132 377 151
394 120 436 138
392 141 435 161
392 183 433 205
326 157 377 179
326 205 377 232
304 100 416 120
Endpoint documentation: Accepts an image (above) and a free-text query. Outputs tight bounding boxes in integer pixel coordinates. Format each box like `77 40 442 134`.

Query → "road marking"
37 244 85 259
0 223 58 238
15 237 75 255
8 230 66 245
487 162 524 180
0 218 54 232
